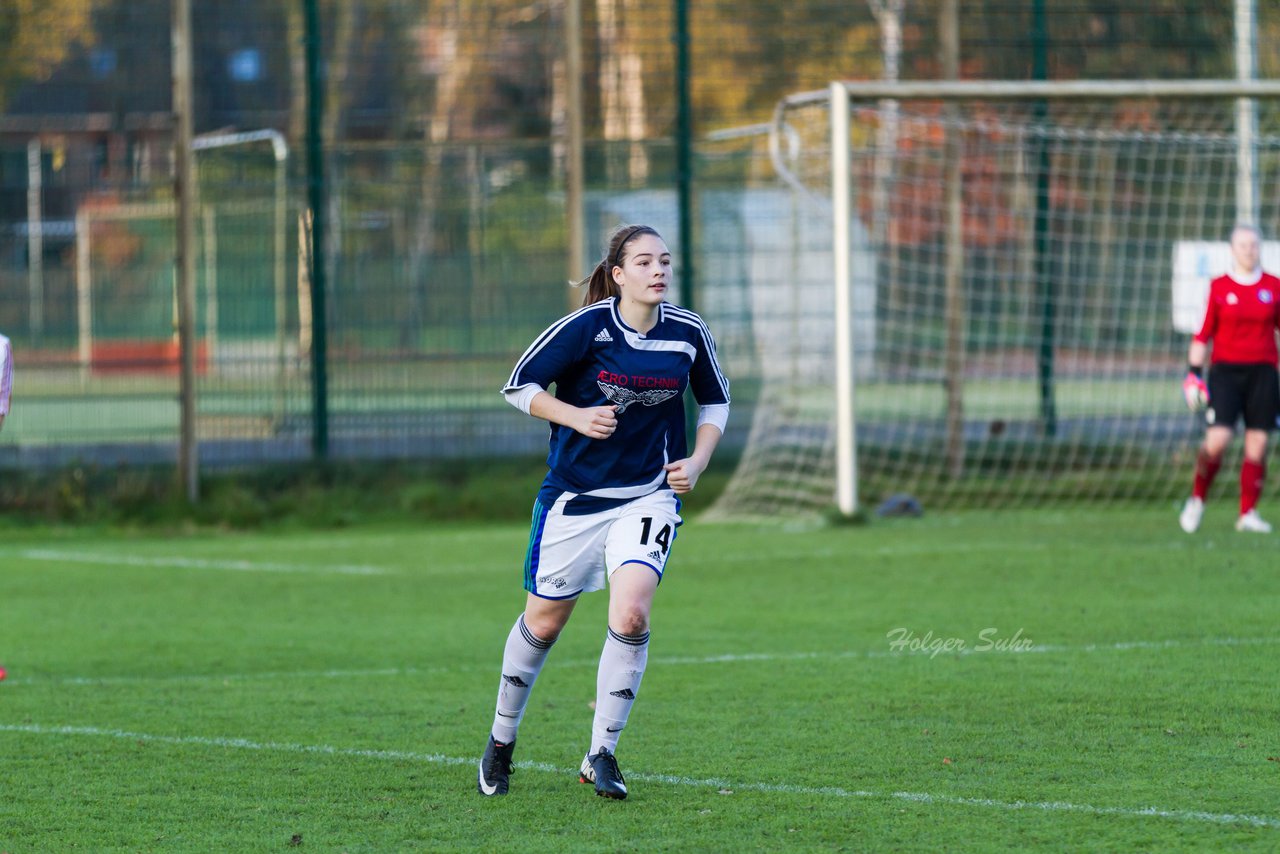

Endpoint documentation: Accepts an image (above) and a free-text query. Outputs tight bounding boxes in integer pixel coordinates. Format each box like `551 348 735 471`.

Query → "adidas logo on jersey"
594 328 614 343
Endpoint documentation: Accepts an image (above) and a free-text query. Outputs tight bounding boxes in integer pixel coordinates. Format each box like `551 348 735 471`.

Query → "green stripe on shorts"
523 498 548 592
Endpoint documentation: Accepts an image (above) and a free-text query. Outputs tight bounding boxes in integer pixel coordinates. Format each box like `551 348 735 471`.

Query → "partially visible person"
0 331 11 433
1179 224 1280 534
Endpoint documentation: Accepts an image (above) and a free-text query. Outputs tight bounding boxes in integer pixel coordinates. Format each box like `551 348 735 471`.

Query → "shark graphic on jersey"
597 381 680 414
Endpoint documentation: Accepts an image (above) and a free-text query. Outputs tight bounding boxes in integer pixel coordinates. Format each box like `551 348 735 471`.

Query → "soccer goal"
706 80 1280 520
74 197 294 376
73 130 301 435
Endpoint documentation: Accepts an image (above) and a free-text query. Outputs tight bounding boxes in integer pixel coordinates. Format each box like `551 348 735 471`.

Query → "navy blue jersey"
504 297 730 500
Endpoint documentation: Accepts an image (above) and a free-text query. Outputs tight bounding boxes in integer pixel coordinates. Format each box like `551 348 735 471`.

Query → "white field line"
12 549 391 576
5 636 1277 689
1 536 1231 577
655 635 1280 666
0 723 1275 830
699 537 1258 561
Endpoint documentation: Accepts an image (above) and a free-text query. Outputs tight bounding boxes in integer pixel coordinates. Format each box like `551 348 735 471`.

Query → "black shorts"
1206 363 1280 431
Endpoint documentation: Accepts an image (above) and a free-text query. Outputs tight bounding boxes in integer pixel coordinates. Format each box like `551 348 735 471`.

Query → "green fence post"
304 0 330 460
675 0 693 313
675 0 699 440
1032 0 1056 438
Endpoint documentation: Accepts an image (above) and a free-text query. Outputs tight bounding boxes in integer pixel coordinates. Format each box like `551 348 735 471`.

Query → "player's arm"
664 419 724 495
1187 339 1207 370
1189 282 1218 363
1182 289 1215 411
1182 340 1209 412
664 319 731 493
529 390 616 440
502 314 616 438
504 383 616 440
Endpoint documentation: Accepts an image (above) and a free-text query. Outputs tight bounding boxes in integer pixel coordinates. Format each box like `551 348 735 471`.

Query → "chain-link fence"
0 1 1273 476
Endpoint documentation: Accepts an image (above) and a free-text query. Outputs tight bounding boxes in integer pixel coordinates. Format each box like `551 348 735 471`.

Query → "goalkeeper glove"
1182 367 1209 412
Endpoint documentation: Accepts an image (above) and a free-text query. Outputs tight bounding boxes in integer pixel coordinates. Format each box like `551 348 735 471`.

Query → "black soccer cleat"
579 747 628 800
477 735 516 796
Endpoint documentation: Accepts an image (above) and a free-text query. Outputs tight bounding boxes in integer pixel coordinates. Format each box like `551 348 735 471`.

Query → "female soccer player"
477 224 729 800
1179 224 1280 534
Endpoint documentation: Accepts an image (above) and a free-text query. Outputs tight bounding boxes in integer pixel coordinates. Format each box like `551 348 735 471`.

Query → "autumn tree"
0 0 98 110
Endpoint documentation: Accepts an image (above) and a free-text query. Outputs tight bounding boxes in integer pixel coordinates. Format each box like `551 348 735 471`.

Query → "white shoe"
1179 497 1204 533
1235 510 1272 533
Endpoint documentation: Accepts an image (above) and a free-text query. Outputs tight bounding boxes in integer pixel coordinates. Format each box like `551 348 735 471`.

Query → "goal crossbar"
783 80 1280 111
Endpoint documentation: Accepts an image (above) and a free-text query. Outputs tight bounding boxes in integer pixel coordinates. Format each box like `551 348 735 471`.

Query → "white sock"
590 627 649 755
490 614 555 744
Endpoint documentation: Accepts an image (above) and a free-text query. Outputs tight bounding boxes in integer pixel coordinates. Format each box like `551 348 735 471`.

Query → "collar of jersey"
1228 267 1263 286
609 297 665 343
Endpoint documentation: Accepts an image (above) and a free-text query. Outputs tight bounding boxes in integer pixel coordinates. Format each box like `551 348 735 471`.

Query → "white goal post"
707 79 1280 521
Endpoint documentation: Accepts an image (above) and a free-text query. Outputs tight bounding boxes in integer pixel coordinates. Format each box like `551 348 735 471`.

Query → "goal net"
75 197 290 375
707 81 1280 520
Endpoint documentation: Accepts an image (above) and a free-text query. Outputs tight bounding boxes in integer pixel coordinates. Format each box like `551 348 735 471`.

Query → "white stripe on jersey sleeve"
503 302 611 392
660 306 730 402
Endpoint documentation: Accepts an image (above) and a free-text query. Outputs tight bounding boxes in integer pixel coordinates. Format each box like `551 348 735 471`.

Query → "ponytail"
574 223 661 307
575 260 620 307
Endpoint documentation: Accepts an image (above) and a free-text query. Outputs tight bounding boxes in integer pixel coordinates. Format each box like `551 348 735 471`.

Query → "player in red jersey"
1179 224 1280 533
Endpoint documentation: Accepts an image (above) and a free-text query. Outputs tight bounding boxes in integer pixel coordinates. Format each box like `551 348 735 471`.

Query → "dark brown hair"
575 224 662 307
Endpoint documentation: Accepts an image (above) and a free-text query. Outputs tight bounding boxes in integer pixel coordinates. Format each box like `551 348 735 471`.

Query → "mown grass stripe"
5 636 1276 688
2 723 1275 830
14 549 390 576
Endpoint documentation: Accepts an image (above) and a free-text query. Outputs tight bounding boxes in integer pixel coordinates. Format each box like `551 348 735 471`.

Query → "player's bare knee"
522 612 568 643
1204 426 1233 454
523 621 562 644
611 606 650 637
1202 442 1228 460
1242 432 1268 461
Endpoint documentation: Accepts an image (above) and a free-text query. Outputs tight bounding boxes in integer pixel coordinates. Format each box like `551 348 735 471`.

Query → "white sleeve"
502 383 545 415
696 402 729 434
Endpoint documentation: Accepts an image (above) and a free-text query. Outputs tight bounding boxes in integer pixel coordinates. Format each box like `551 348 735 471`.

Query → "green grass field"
2 504 1278 851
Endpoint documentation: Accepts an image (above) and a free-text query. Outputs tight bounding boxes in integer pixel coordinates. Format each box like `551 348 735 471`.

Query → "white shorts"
523 489 683 599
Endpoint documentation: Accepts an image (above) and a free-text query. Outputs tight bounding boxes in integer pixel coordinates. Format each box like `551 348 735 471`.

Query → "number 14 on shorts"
638 516 671 555
607 496 681 576
606 494 682 577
